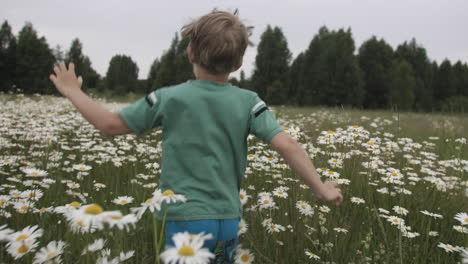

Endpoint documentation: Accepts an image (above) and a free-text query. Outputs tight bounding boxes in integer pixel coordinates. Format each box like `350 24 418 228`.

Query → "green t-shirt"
119 79 283 221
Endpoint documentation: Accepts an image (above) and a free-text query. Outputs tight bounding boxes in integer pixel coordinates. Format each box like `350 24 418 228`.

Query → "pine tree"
251 25 291 103
0 20 16 92
65 38 100 90
299 27 364 107
15 22 55 94
358 36 394 109
388 59 416 110
105 55 139 95
152 33 194 90
395 39 434 111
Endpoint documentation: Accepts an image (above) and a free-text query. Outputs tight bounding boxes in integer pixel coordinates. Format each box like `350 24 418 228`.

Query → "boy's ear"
233 58 243 72
187 45 195 64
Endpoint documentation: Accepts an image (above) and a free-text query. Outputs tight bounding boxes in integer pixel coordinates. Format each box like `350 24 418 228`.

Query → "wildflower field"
0 94 467 264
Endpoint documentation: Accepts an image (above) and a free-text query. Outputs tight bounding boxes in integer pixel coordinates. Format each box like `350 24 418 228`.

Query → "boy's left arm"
50 62 132 136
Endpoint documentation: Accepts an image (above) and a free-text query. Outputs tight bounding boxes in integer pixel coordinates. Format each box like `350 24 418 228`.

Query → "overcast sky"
2 0 468 79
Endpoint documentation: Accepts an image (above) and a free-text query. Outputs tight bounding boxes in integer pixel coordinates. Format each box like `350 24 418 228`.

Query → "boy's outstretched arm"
50 62 132 136
270 131 343 206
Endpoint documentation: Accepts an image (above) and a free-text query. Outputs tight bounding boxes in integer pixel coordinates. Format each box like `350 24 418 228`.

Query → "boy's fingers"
68 62 75 73
59 61 67 71
53 66 61 76
49 74 58 85
78 76 83 86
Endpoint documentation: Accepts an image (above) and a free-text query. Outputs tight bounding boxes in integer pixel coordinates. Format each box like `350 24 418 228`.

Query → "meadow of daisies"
0 93 467 264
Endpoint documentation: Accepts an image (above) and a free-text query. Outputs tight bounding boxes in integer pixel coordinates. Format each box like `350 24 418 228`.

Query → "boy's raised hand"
49 62 83 97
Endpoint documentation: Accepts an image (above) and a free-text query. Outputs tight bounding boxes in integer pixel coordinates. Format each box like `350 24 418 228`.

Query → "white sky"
2 0 468 79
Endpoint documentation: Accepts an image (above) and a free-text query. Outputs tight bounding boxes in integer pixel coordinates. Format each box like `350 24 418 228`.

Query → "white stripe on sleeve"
251 101 266 113
149 92 158 105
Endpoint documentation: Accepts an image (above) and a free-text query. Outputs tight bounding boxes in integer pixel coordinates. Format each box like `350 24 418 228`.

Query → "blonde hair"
181 9 253 74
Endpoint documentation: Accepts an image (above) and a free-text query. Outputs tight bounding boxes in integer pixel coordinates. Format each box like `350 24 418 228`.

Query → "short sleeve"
248 95 283 143
118 89 164 136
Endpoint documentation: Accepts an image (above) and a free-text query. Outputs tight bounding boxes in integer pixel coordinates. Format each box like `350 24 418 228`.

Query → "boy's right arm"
270 131 343 206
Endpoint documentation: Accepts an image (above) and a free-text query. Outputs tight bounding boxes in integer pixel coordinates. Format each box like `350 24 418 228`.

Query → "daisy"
296 201 314 216
378 208 390 214
13 201 36 214
428 231 439 236
82 238 106 255
420 210 443 219
112 196 134 205
333 227 348 233
272 187 288 198
145 162 160 169
266 223 286 233
387 216 405 227
438 242 460 253
392 206 409 216
22 189 44 201
319 205 330 213
160 232 214 264
239 189 250 205
454 212 468 226
72 164 91 171
0 224 13 242
305 250 320 260
258 196 276 210
160 189 187 205
453 226 468 234
130 192 164 219
235 247 254 264
104 212 137 231
67 182 80 189
32 240 66 264
7 239 38 259
119 250 135 262
351 197 365 204
66 203 118 233
22 168 48 177
237 219 248 236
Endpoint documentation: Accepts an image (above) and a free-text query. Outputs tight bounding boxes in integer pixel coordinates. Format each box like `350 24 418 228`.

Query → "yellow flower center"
47 252 57 259
268 157 274 161
21 205 29 210
16 234 29 241
18 244 30 253
163 190 175 196
241 253 250 262
84 204 103 215
145 198 152 204
327 130 335 134
77 220 85 227
464 217 468 222
301 205 306 209
178 245 195 256
328 171 335 175
111 215 123 220
278 191 283 194
367 142 374 145
32 172 39 176
263 200 270 204
79 167 86 170
69 201 81 207
29 192 36 197
240 194 245 199
353 125 359 128
391 172 398 177
120 200 128 204
40 208 47 212
248 154 254 157
392 219 400 223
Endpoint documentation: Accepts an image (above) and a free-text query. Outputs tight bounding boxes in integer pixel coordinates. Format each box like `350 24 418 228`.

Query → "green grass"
0 94 466 263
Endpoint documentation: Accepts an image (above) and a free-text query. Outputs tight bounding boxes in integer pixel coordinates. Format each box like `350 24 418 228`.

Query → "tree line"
1 20 467 112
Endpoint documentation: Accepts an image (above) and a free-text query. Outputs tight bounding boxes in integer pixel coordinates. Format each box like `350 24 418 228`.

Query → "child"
50 9 343 263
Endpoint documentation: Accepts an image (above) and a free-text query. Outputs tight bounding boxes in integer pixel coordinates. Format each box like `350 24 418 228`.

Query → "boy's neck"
194 65 230 83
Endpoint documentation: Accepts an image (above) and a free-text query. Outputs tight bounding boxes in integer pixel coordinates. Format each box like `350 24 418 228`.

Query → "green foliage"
149 34 194 90
388 59 416 110
0 20 16 92
14 22 56 94
298 27 364 107
395 39 434 111
251 25 291 101
105 55 139 95
65 38 100 90
358 36 394 109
